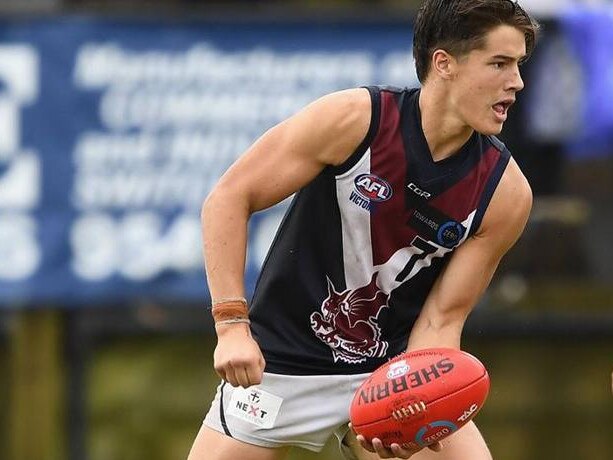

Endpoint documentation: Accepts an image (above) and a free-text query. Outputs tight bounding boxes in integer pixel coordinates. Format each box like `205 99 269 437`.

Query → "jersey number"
395 236 438 283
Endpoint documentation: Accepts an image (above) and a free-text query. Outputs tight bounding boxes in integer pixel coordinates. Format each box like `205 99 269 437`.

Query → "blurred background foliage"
79 330 613 460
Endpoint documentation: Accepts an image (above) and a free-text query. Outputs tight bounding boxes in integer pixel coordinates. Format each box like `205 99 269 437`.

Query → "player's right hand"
213 323 266 388
354 431 442 459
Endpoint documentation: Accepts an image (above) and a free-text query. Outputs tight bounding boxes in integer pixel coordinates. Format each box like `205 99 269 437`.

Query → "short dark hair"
413 0 539 83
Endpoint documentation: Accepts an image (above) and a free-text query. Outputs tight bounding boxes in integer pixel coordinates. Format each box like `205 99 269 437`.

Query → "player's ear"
431 49 455 80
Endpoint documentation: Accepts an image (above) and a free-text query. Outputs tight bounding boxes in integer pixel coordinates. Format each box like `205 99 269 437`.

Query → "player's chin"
468 112 505 136
476 120 504 136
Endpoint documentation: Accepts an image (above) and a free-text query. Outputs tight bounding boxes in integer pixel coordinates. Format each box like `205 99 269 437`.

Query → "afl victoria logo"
354 174 393 202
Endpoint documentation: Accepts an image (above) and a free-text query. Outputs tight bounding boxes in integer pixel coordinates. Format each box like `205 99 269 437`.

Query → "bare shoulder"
477 156 532 251
296 87 373 165
313 87 372 109
493 156 533 220
310 87 372 117
209 87 373 212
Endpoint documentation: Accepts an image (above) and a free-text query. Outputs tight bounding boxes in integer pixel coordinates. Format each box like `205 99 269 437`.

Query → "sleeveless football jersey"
249 87 510 375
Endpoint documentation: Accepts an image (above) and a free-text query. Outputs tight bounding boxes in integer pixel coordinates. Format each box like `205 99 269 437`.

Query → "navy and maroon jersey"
249 86 510 375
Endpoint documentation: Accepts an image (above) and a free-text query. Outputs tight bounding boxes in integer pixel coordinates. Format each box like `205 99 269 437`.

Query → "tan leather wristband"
211 298 248 323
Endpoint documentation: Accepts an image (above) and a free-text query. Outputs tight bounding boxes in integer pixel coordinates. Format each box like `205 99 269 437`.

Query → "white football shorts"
203 371 371 456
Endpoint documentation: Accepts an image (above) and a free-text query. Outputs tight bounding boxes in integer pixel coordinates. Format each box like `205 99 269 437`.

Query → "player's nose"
507 65 524 92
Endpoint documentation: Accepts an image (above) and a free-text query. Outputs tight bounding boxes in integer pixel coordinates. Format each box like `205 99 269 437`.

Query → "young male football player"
188 1 539 459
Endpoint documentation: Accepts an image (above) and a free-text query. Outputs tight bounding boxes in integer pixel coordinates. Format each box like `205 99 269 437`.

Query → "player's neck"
418 85 474 163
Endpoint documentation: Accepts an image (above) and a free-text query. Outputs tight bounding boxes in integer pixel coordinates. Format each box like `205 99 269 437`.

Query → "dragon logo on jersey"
310 274 389 364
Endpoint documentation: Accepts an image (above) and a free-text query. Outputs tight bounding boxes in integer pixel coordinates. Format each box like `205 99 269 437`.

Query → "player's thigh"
411 422 492 460
187 424 289 460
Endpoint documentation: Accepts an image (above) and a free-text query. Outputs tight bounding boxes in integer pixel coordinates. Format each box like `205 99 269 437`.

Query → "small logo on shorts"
227 386 283 429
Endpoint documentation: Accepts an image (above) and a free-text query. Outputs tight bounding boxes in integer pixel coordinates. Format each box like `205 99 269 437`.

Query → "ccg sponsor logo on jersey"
349 174 393 211
408 182 431 199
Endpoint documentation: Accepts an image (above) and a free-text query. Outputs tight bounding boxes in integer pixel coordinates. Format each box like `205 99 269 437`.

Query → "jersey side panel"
249 169 350 374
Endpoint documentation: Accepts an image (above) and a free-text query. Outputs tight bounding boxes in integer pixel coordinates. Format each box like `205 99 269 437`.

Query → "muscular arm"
407 158 533 351
202 88 372 387
202 88 371 301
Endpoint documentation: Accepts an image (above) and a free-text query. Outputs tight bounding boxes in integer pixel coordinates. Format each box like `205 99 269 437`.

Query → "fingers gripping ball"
350 348 490 450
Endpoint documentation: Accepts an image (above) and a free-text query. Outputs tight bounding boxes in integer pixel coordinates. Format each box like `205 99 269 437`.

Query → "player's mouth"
491 99 514 122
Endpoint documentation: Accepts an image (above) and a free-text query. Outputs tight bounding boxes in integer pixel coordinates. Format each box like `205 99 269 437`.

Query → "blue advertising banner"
0 18 418 305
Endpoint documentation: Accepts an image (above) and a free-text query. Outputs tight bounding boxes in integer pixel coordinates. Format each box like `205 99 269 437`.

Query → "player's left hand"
352 425 442 459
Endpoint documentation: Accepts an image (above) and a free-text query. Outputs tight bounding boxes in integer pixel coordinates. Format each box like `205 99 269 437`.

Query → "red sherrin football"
349 348 490 449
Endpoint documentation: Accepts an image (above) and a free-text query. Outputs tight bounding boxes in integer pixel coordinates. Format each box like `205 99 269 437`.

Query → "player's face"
451 25 527 135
